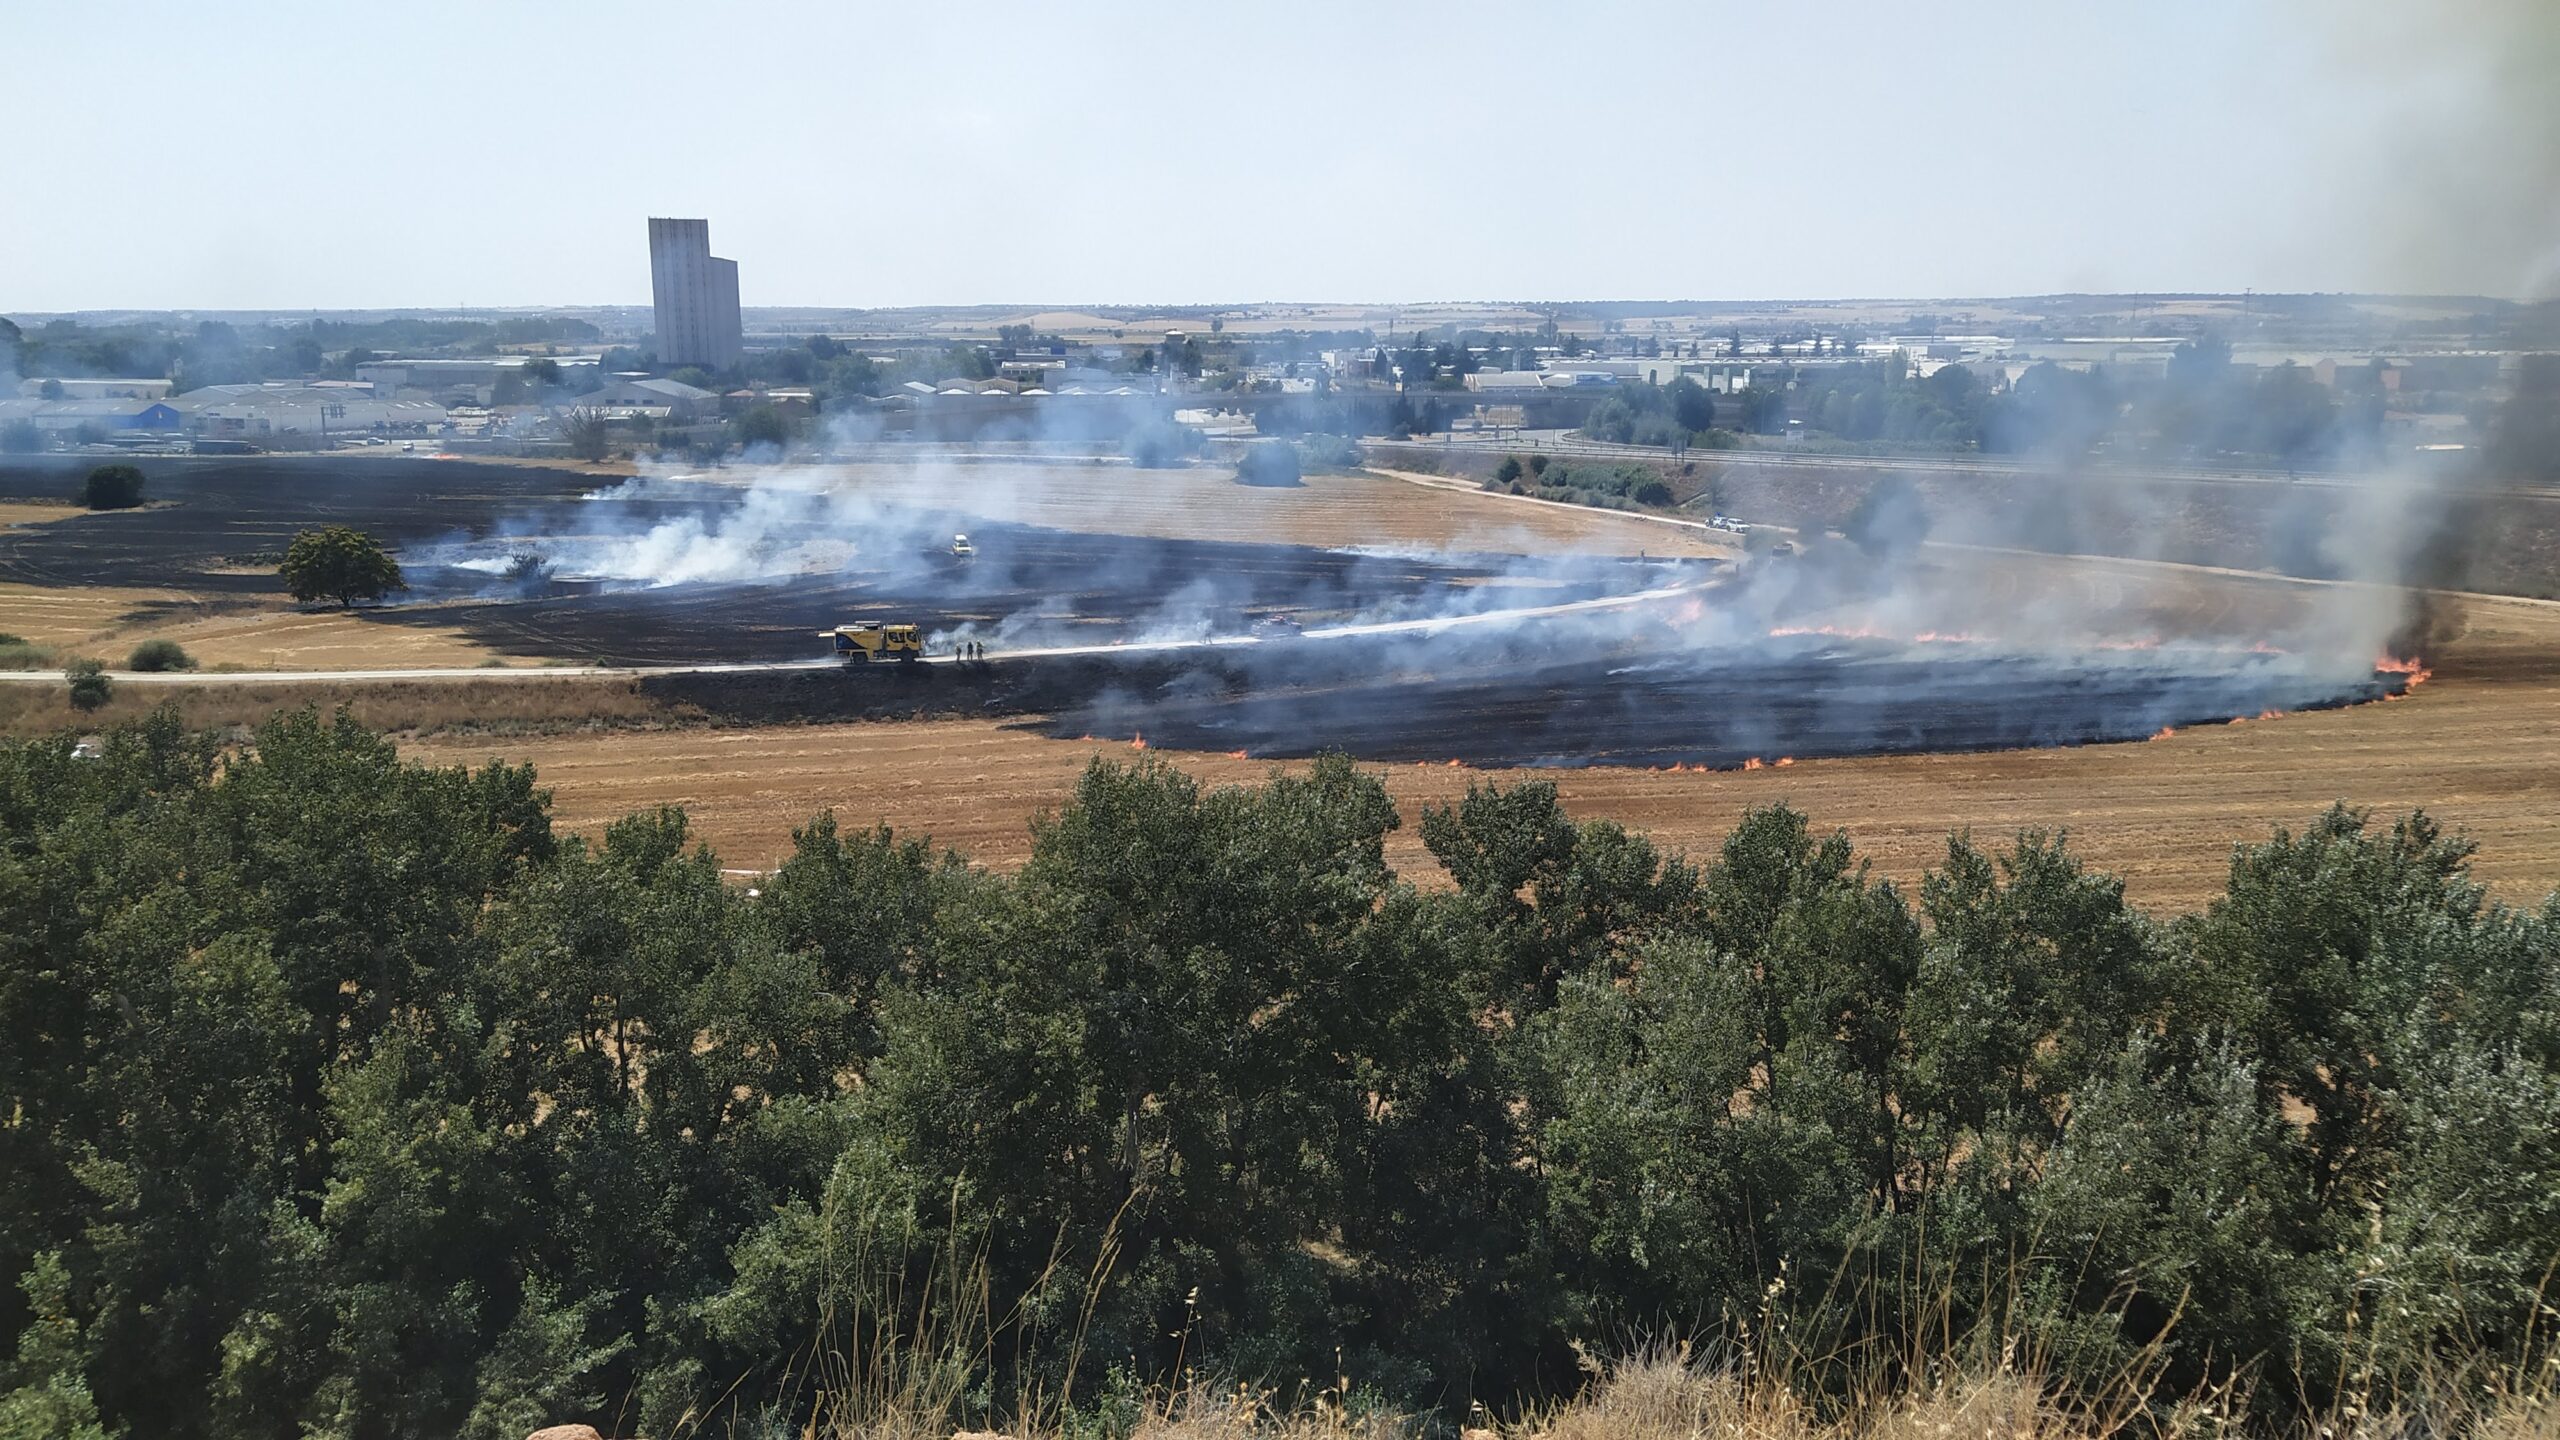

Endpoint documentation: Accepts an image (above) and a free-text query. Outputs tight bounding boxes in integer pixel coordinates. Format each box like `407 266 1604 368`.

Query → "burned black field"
0 456 2412 767
0 456 1604 663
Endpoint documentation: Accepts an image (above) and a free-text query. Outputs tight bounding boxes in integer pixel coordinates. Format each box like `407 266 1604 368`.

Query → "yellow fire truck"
824 622 924 663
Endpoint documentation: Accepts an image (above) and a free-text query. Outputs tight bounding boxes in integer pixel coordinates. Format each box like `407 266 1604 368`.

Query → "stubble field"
4 453 2555 912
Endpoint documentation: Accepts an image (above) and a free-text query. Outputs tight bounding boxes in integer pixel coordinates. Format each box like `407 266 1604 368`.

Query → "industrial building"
0 398 182 434
170 385 446 438
356 356 601 404
648 217 743 369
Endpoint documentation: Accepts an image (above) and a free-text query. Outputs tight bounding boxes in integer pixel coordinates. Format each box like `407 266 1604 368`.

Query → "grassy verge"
0 675 686 737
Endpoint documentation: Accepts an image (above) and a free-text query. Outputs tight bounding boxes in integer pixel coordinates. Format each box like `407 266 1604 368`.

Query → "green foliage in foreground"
0 711 2555 1440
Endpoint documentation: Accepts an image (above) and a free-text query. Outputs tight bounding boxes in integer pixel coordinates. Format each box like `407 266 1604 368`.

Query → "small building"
575 377 716 421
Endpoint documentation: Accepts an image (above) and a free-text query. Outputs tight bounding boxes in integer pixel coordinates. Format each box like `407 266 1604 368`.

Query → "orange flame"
2150 726 2177 741
1775 756 1796 767
1129 733 1148 751
1742 757 1765 770
1446 758 1466 769
1225 750 1249 760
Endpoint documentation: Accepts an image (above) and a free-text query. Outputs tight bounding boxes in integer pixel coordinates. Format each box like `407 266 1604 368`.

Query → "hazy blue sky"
3 2 2545 310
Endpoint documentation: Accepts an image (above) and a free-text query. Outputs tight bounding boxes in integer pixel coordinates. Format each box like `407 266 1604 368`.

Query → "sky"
3 1 2550 311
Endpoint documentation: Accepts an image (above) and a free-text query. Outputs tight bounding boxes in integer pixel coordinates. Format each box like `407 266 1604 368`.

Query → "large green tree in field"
78 464 146 511
279 526 405 607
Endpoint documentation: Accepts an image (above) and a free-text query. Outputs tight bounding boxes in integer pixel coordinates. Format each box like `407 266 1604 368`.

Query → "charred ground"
0 455 2426 769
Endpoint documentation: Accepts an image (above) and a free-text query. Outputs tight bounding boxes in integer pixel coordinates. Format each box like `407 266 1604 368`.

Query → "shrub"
1125 421 1205 468
1629 414 1686 449
1234 441 1303 486
1632 479 1675 507
80 463 146 510
0 419 41 454
1296 432 1361 471
0 635 46 670
127 639 194 672
64 657 110 711
1843 474 1932 556
1492 454 1524 488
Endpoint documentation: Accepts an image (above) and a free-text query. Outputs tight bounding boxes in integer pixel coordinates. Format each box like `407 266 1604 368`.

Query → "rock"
527 1427 605 1440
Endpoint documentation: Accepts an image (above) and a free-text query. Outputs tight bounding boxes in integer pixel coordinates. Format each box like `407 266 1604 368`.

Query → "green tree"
560 408 609 463
730 404 789 452
1666 375 1716 432
280 527 406 608
79 465 147 510
1234 442 1302 486
0 1253 111 1440
0 422 39 455
1124 421 1203 468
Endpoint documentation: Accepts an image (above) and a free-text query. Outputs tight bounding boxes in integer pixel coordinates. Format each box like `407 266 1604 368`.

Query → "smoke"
2312 0 2560 298
391 372 2457 767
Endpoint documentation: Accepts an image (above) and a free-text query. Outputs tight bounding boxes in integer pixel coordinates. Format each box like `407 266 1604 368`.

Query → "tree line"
1 712 2554 1439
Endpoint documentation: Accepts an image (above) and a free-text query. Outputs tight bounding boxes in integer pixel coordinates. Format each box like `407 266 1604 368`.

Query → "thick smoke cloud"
2313 0 2560 298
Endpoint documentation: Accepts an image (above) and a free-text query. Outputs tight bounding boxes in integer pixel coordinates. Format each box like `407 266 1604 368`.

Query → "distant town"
3 217 2556 478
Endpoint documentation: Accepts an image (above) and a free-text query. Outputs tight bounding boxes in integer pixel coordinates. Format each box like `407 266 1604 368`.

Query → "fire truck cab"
825 622 924 663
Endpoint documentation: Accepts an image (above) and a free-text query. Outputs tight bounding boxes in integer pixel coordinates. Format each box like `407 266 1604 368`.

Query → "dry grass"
0 584 513 671
125 605 512 670
0 675 675 737
0 501 89 530
800 1351 2559 1440
397 634 2560 915
778 461 1739 558
0 582 186 650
